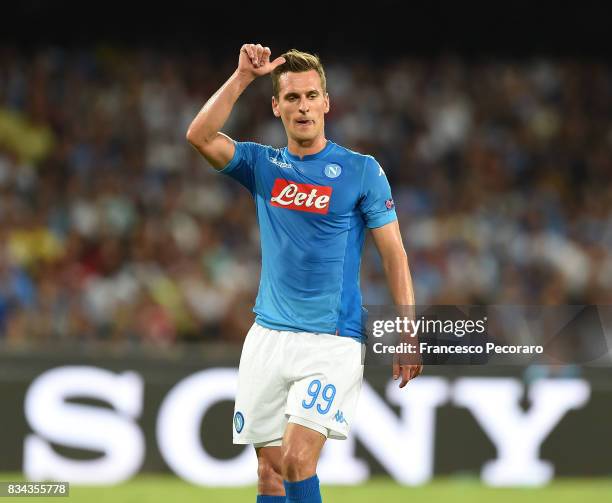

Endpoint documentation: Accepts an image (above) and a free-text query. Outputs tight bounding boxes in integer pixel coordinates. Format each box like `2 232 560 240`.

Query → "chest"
256 158 360 217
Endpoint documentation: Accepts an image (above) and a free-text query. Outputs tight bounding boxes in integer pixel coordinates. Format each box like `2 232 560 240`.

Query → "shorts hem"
285 411 349 440
288 415 328 438
233 436 282 445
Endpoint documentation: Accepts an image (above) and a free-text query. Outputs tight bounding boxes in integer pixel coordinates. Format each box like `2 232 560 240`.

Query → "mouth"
295 119 314 127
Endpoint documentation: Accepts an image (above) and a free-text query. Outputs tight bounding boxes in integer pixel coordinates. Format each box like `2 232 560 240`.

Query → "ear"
324 92 330 114
272 96 281 117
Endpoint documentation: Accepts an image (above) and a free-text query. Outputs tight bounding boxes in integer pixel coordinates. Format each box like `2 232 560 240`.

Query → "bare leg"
255 446 284 496
280 422 326 482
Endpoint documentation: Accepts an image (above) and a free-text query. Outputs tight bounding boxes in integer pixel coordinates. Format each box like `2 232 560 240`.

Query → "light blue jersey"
219 140 397 340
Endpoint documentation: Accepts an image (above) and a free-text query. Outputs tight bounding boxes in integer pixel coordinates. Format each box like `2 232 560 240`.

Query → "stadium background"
0 2 611 501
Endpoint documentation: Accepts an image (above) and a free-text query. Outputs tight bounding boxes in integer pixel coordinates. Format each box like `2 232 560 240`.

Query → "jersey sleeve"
358 155 398 228
218 141 266 195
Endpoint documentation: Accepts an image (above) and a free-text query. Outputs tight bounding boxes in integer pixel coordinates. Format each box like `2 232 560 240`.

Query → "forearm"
381 250 415 307
186 70 254 145
372 223 422 382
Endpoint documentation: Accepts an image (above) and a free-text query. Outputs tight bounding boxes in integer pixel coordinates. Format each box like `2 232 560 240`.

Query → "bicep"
190 132 236 170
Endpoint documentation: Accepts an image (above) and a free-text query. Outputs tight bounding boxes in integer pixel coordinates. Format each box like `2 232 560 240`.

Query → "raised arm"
186 44 285 169
371 220 422 387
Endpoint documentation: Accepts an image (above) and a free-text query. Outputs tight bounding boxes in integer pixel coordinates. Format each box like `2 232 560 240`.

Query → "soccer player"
187 44 421 503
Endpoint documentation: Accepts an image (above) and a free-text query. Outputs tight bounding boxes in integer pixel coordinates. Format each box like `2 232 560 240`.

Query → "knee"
257 458 283 495
281 447 317 481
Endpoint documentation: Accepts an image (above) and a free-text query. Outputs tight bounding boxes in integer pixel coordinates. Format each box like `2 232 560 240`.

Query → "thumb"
269 56 286 70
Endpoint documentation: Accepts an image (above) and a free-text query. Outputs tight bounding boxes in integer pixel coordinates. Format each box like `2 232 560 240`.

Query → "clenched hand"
238 43 286 79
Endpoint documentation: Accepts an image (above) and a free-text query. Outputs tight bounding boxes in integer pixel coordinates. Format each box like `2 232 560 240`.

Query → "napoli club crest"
324 163 342 179
234 411 245 433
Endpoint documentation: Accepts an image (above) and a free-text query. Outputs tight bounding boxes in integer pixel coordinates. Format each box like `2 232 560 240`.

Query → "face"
272 69 330 143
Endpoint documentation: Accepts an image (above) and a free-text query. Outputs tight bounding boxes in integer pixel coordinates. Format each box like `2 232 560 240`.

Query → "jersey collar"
284 140 334 161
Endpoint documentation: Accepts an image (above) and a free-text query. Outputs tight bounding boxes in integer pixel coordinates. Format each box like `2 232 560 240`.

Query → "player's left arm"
371 221 423 387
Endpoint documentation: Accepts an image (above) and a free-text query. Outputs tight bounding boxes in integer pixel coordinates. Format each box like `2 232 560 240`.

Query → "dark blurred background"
1 2 611 348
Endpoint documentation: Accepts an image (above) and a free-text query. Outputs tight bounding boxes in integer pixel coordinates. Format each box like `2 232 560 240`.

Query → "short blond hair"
271 49 327 98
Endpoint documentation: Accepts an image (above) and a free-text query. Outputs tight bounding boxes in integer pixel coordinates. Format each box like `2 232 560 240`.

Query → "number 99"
301 379 336 415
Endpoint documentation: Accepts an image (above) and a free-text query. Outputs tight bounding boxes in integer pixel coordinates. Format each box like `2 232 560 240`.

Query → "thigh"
281 422 327 470
285 333 364 440
233 324 289 444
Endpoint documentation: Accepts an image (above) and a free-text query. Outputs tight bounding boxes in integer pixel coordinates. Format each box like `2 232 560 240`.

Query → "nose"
298 97 309 113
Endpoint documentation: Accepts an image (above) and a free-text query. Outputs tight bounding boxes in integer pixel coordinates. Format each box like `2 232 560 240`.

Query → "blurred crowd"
0 46 611 348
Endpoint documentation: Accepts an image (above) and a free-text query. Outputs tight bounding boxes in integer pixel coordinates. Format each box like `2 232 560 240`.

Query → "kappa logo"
270 179 332 214
333 409 348 426
269 156 293 169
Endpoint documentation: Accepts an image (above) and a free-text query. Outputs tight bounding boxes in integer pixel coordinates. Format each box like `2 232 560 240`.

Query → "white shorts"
233 322 364 445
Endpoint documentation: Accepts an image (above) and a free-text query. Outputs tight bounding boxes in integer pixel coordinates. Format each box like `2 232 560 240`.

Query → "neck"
287 135 328 159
